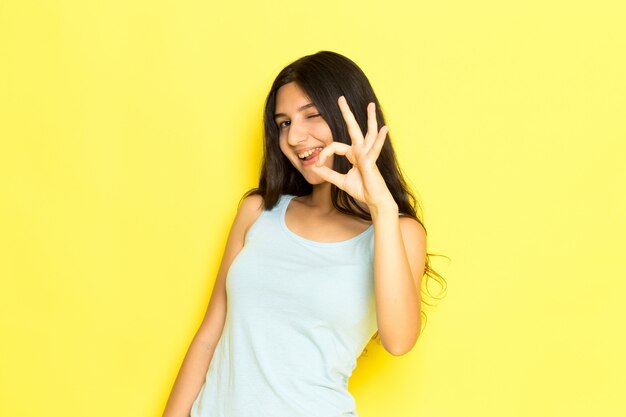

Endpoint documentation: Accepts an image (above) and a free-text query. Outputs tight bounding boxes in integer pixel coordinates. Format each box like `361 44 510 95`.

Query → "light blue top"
191 194 378 417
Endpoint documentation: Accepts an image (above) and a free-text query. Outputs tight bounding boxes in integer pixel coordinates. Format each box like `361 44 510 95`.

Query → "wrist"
369 198 399 220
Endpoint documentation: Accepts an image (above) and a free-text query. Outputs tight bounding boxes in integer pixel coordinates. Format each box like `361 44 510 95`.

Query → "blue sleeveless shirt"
191 194 378 417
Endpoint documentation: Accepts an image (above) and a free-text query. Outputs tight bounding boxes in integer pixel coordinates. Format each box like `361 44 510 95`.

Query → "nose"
286 119 307 147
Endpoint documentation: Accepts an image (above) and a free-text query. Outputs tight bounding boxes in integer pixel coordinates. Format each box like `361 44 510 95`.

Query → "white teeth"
297 147 323 159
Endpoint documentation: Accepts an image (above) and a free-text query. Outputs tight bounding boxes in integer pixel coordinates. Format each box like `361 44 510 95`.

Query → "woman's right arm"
161 194 264 417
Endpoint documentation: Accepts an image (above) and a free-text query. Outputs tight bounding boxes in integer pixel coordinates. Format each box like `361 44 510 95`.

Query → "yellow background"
1 1 625 416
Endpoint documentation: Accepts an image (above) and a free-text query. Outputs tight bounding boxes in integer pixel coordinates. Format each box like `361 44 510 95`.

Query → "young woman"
162 50 445 417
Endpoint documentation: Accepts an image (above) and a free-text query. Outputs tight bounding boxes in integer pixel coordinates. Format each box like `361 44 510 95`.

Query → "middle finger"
338 96 364 146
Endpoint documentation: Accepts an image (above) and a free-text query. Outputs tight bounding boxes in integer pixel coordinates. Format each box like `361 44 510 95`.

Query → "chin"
300 174 326 185
294 159 333 185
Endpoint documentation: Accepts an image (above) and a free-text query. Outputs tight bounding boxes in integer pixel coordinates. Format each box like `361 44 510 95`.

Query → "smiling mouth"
298 147 324 161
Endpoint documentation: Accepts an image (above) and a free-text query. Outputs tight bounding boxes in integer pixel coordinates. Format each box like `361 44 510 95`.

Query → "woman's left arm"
313 96 426 356
370 200 426 356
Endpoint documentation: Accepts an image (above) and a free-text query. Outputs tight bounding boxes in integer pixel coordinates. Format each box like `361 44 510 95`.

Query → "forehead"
275 82 314 112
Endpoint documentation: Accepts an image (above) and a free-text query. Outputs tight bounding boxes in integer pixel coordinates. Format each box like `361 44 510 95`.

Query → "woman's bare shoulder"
238 193 264 215
236 193 265 238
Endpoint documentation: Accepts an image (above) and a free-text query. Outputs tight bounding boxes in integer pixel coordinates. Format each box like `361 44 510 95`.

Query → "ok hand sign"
311 96 394 208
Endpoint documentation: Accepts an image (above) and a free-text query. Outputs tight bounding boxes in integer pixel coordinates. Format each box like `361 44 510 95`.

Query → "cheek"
314 125 334 145
278 138 289 157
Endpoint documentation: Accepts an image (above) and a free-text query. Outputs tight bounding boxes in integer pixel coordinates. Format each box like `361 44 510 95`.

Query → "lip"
294 145 324 154
300 154 320 166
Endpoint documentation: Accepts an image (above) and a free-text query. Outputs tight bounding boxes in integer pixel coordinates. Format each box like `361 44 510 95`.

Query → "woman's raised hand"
312 96 395 209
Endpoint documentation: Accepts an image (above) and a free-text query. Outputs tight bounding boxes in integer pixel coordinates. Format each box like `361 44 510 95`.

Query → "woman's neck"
302 182 335 215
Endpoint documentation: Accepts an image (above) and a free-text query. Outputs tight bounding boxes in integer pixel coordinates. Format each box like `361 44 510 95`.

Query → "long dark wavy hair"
243 50 447 356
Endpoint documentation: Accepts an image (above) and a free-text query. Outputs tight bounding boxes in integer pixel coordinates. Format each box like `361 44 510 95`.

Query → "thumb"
310 165 346 190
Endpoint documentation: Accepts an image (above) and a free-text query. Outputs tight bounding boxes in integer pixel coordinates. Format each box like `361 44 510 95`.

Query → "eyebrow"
273 103 317 120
